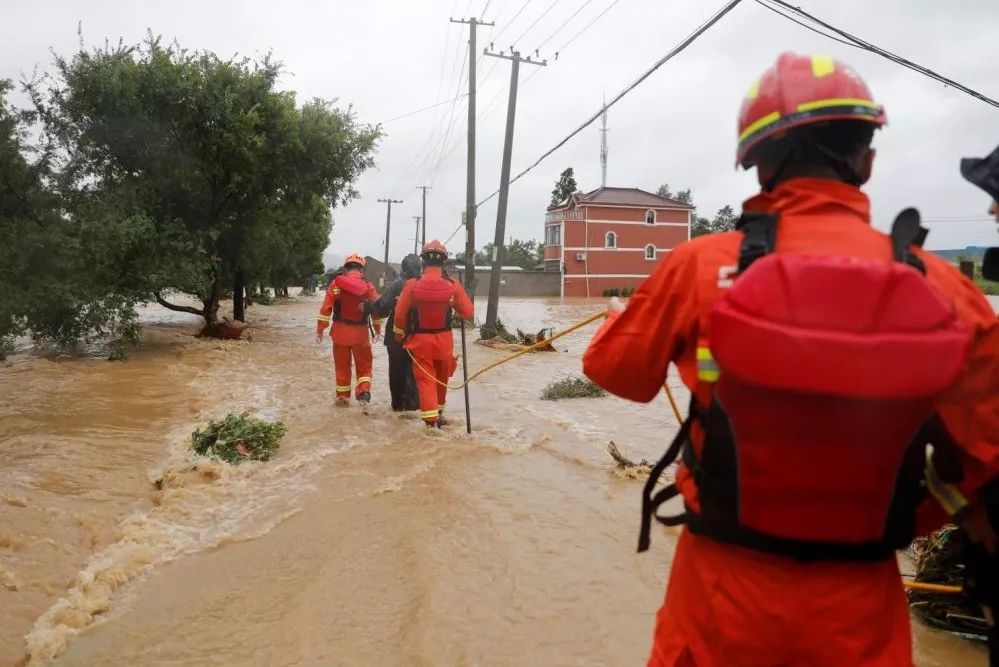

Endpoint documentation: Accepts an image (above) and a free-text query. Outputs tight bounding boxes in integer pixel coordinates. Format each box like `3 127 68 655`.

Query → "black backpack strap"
890 207 928 274
735 211 779 273
638 416 695 553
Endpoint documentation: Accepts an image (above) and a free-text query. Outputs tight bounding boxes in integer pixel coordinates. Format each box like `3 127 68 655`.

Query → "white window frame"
644 244 656 260
604 231 617 248
645 209 656 225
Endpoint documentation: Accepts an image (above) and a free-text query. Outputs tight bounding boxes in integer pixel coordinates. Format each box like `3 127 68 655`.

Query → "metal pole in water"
460 318 471 434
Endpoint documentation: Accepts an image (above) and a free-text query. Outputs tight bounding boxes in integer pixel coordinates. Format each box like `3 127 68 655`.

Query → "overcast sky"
3 0 998 264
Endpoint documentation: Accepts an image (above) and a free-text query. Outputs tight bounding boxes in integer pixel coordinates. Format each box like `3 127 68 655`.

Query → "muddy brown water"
0 294 991 666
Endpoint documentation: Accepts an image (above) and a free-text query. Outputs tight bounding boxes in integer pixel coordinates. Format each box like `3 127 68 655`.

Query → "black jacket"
366 254 422 347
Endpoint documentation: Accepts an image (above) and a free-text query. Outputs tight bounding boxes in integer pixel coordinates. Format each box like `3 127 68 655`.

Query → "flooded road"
0 294 991 666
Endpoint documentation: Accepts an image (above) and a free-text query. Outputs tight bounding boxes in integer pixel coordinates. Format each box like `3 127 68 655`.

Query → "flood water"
0 294 992 666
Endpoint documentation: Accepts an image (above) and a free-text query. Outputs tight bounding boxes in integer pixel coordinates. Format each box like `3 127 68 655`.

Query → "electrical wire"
490 0 532 43
476 0 744 207
551 0 624 55
757 0 999 110
510 0 562 49
534 0 599 52
377 93 470 125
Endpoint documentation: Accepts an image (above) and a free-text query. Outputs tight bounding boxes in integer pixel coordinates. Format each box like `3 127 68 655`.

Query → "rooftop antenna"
600 91 609 188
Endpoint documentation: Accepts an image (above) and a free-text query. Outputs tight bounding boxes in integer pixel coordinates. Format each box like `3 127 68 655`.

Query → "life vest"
410 274 455 334
639 210 971 562
332 273 370 326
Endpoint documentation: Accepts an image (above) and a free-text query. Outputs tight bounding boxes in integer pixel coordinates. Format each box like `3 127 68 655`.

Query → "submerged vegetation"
191 412 286 464
541 375 607 400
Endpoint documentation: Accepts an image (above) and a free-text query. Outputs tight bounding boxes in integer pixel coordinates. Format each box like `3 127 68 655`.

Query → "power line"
758 0 999 110
552 0 624 55
476 0 622 124
378 93 470 124
534 0 599 52
510 0 562 48
490 0 532 43
477 0 744 207
752 0 854 48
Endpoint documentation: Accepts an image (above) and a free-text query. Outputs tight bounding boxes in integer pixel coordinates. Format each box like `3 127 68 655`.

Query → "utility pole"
377 198 403 289
450 16 493 299
417 186 430 248
412 216 422 255
482 49 546 335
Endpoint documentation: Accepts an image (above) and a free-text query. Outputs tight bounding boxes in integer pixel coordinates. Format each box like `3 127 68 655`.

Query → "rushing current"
0 293 992 666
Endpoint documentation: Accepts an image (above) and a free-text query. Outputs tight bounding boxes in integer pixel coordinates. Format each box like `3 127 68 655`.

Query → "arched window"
645 209 656 225
645 244 656 260
605 231 617 248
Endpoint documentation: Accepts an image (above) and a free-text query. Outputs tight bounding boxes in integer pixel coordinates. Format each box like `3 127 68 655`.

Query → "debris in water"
542 375 607 401
4 496 28 508
907 525 988 640
0 563 21 591
190 412 286 464
607 441 652 478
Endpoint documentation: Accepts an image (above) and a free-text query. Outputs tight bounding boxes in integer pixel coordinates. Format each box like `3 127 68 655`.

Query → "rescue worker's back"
583 52 999 666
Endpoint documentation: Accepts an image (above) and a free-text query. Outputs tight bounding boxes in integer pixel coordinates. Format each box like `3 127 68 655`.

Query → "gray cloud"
3 0 997 260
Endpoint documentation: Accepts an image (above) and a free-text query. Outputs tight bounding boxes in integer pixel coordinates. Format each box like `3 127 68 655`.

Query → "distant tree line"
455 239 545 270
0 35 379 358
656 183 738 237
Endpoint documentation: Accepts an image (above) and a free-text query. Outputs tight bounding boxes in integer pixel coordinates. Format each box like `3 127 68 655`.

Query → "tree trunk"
233 269 246 322
202 276 222 325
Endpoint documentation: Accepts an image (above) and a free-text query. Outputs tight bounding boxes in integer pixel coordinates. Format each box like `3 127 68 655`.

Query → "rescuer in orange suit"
393 240 474 427
583 53 999 666
316 253 383 406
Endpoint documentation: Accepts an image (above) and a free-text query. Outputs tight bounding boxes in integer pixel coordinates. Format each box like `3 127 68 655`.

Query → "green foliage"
655 184 735 237
692 205 738 238
541 375 607 401
974 264 999 295
468 239 544 269
191 412 286 464
25 34 379 333
601 287 635 297
656 183 692 205
551 167 578 206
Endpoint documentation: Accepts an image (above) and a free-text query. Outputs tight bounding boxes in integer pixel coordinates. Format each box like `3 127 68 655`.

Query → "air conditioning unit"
575 252 587 261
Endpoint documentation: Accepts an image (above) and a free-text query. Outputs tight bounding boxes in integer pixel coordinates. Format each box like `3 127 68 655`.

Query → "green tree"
470 239 543 270
550 167 578 207
0 79 148 358
691 205 738 237
27 36 379 330
655 182 692 205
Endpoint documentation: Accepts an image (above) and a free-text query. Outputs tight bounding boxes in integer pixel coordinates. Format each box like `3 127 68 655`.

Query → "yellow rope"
406 311 605 390
403 310 686 423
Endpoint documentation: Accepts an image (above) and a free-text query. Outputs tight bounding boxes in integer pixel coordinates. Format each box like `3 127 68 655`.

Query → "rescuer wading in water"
393 240 474 428
316 253 382 406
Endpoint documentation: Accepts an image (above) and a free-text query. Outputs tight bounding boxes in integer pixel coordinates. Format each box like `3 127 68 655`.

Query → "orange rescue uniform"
393 267 474 424
583 178 999 667
317 270 382 400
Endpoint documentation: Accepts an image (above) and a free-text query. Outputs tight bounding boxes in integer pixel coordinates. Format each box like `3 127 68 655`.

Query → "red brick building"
544 187 695 297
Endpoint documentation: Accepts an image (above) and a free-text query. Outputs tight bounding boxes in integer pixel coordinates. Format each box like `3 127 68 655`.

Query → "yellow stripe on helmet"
796 97 881 113
738 110 781 144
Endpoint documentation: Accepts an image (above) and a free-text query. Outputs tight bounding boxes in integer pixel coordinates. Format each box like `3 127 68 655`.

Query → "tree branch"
154 292 205 317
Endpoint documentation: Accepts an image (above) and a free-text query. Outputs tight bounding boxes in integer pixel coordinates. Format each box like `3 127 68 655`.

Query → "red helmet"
737 52 886 168
344 253 366 268
420 240 448 258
